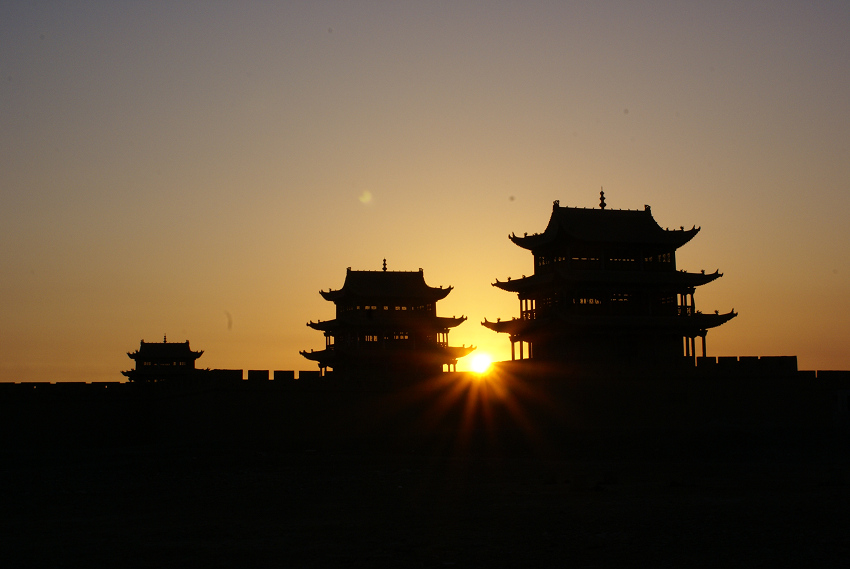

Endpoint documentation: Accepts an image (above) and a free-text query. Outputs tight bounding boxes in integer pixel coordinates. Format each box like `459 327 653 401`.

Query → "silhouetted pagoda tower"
483 192 736 370
301 261 474 377
122 335 203 382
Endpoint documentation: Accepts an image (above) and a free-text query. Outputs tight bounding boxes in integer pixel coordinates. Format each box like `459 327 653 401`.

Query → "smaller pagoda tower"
301 261 474 377
122 336 204 382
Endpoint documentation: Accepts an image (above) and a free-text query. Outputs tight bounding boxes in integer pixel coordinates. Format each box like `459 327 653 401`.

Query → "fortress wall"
2 367 849 454
297 370 322 380
817 370 850 380
675 356 799 378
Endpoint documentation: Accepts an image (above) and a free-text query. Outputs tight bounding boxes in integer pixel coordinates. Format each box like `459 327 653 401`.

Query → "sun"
469 353 494 374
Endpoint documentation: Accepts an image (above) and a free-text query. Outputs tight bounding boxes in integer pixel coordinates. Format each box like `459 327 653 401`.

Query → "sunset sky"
2 1 849 382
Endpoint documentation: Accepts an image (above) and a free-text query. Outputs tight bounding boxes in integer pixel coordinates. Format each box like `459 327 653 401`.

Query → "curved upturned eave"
483 310 737 336
686 310 738 330
509 232 550 251
307 319 336 331
482 317 546 336
492 273 551 292
551 310 737 332
510 227 700 250
552 310 737 332
508 204 702 250
674 227 700 247
308 315 467 331
443 345 476 360
402 344 476 362
319 286 452 303
319 289 343 301
299 345 474 366
492 268 723 292
126 350 204 360
436 315 467 329
300 349 333 363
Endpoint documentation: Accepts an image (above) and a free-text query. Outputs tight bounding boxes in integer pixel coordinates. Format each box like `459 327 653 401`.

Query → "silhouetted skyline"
2 3 849 381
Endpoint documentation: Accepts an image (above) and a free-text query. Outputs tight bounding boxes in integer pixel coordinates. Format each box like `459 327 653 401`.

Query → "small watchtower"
122 335 204 382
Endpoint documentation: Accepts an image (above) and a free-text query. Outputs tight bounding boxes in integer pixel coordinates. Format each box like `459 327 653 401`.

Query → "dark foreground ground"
3 371 850 567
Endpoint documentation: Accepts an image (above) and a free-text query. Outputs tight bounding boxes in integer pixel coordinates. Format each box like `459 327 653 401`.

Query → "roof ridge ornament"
382 258 387 272
599 188 606 209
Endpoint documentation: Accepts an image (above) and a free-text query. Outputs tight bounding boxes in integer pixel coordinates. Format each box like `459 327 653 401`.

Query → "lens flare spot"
358 190 373 204
470 353 493 374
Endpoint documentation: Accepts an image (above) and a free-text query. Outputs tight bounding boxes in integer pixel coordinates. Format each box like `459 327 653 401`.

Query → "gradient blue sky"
2 1 849 381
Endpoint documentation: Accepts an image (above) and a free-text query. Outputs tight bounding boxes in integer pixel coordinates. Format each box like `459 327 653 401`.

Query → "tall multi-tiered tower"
301 261 474 377
483 194 736 369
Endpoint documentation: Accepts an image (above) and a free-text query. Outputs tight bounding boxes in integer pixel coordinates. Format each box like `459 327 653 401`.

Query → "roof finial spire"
164 333 167 343
599 187 606 209
382 258 387 272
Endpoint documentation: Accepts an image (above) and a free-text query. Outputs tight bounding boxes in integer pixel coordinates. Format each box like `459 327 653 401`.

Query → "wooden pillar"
701 335 707 357
511 341 515 361
519 341 524 360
